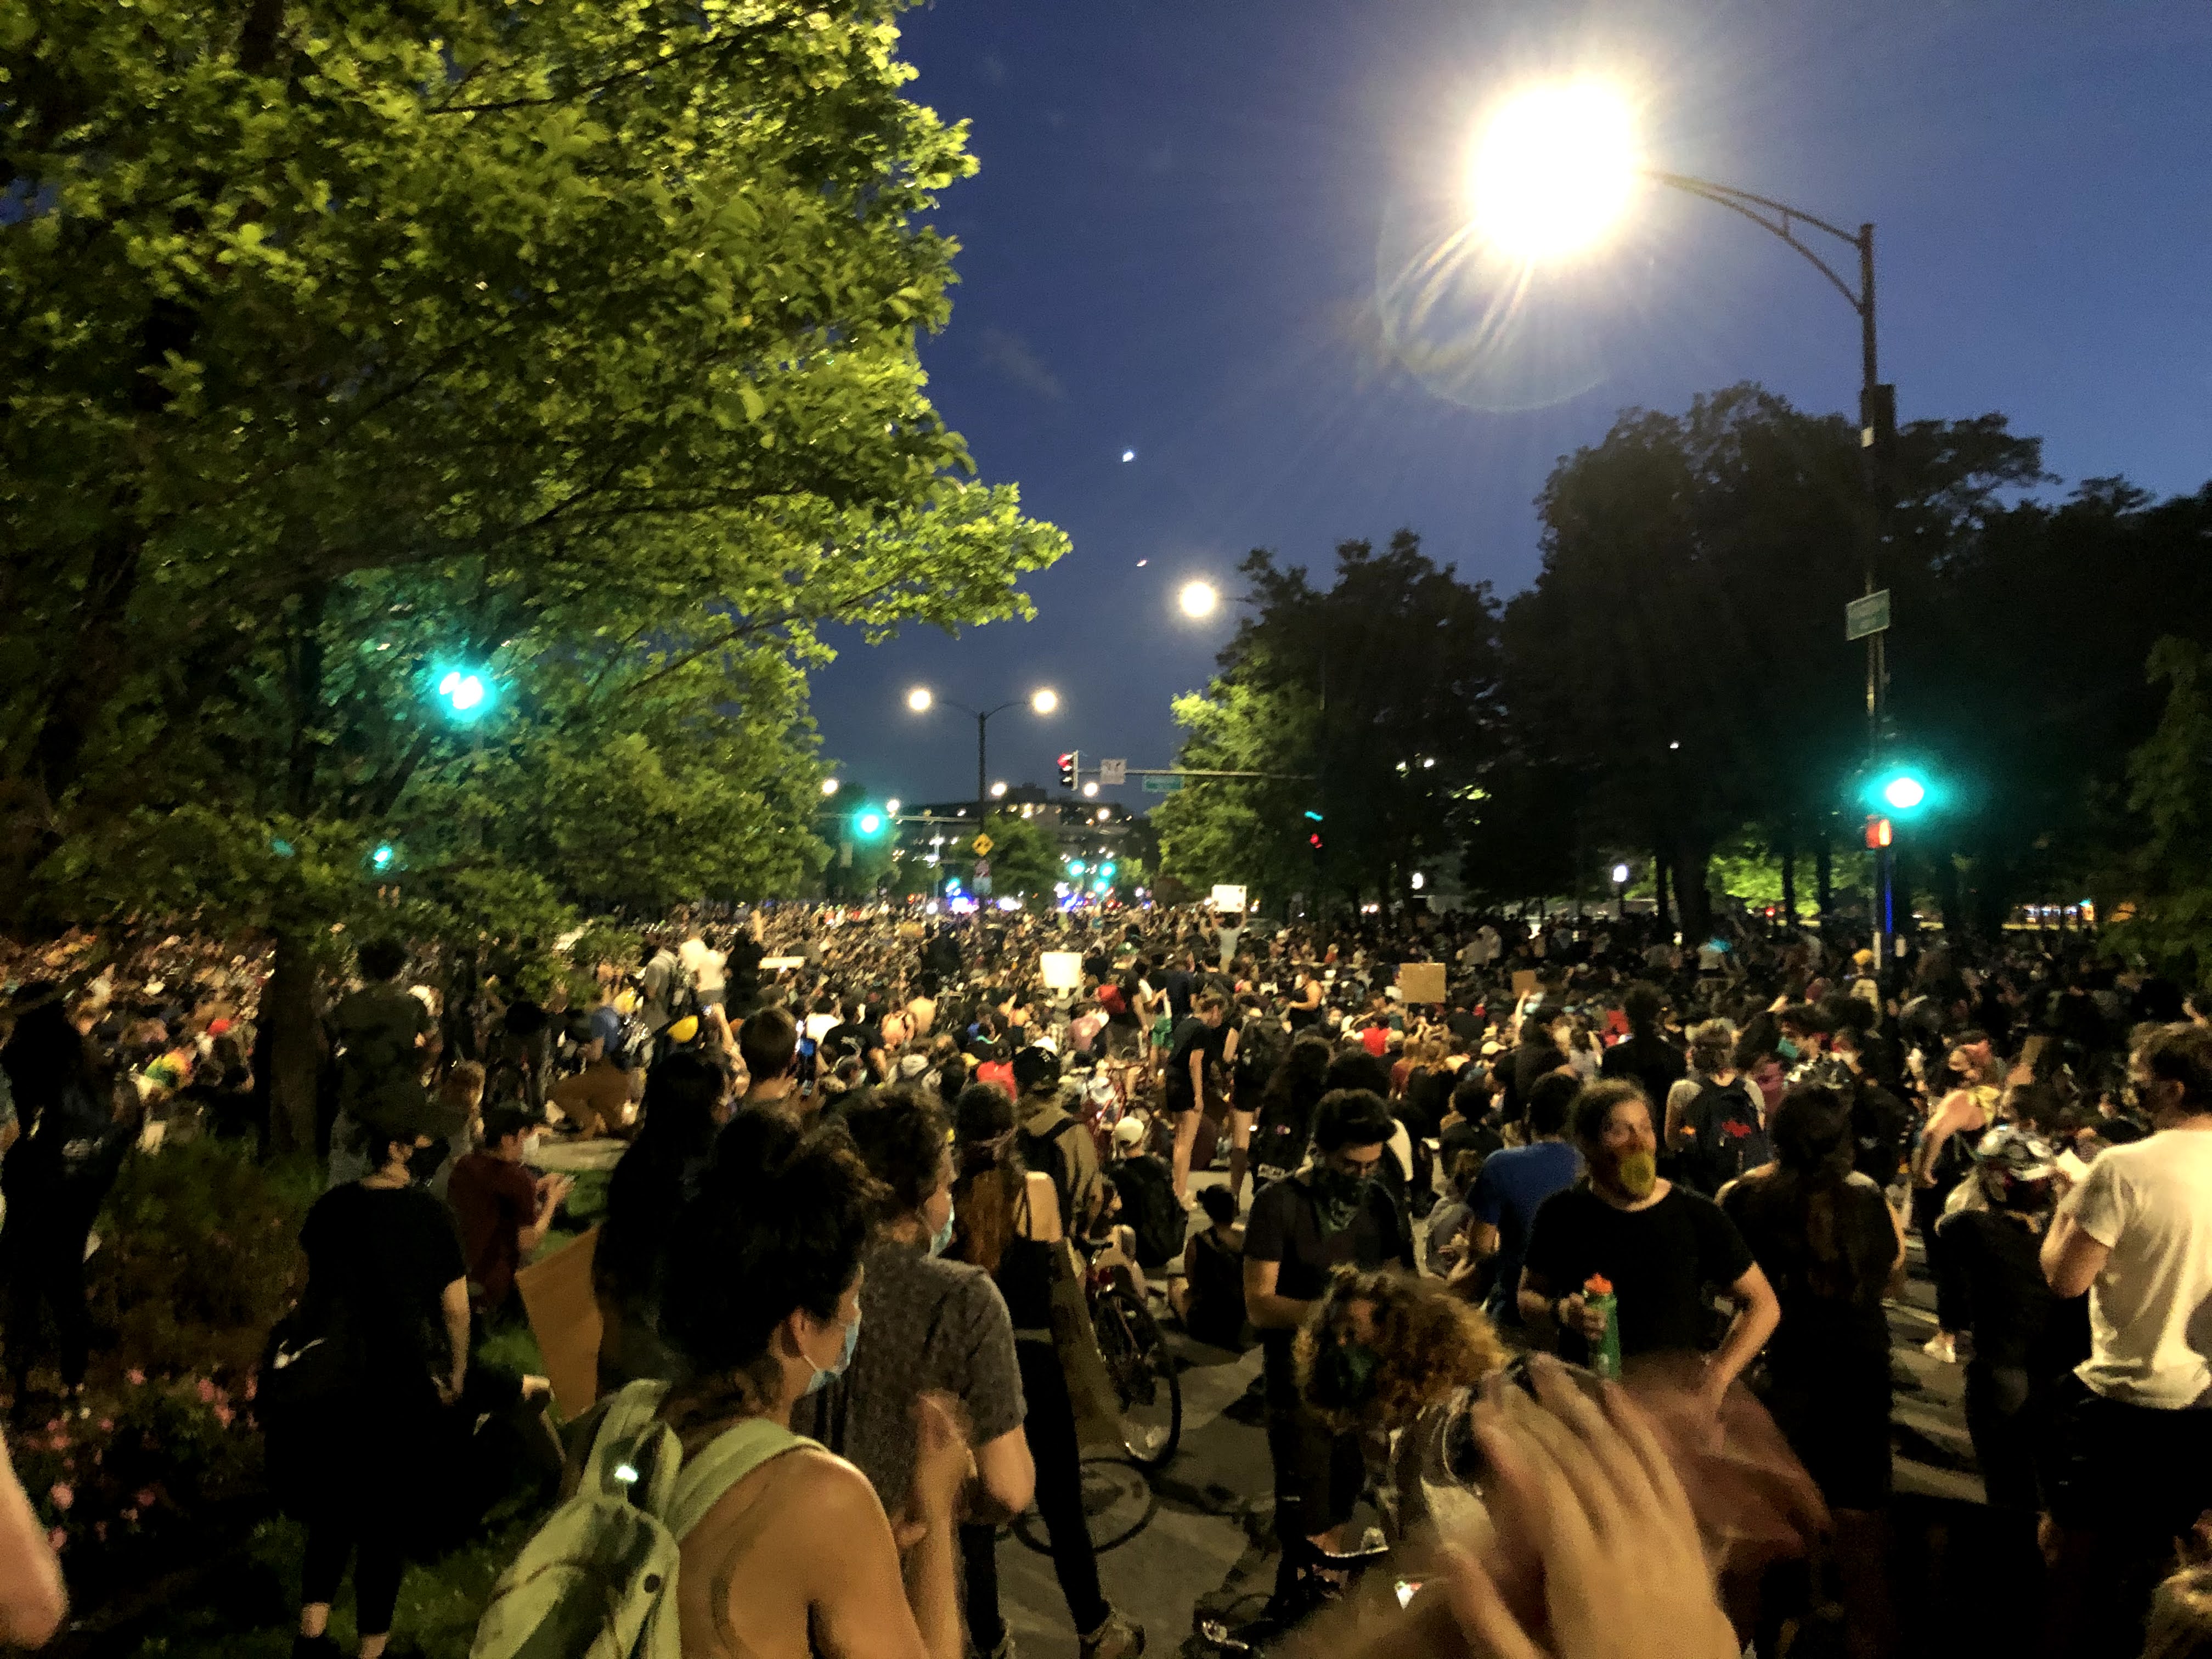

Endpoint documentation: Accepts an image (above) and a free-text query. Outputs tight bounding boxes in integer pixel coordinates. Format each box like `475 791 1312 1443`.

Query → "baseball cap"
1111 1116 1147 1149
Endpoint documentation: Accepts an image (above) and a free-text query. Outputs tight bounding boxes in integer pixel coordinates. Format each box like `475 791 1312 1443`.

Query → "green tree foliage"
976 809 1060 909
2111 637 2212 976
1497 385 2054 939
0 0 1067 935
1155 532 1503 914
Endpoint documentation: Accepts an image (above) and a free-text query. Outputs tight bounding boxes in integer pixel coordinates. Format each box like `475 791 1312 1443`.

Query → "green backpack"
471 1379 811 1659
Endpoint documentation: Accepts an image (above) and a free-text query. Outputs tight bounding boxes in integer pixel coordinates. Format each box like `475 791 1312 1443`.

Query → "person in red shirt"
447 1105 572 1323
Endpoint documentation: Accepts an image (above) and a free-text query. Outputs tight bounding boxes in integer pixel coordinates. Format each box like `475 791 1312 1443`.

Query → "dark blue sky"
811 1 2212 805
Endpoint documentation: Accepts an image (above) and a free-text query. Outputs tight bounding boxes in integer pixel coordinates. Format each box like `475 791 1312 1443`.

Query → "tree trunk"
1780 817 1798 924
1815 833 1834 927
1652 850 1672 936
1673 833 1716 946
264 932 323 1158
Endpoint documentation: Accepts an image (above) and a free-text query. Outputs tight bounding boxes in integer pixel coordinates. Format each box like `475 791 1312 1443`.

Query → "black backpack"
1017 1115 1086 1229
1110 1155 1187 1269
1234 1017 1288 1103
1250 1090 1314 1188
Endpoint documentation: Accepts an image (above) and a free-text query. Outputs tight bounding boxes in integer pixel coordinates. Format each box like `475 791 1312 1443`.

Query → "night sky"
809 1 2212 807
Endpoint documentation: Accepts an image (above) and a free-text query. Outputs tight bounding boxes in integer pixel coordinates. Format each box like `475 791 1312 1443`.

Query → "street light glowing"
885 799 900 816
1612 862 1632 885
906 686 933 713
990 781 1008 799
1178 580 1219 620
1881 775 1927 811
1082 781 1099 798
820 778 840 797
1469 82 1638 259
1030 687 1059 715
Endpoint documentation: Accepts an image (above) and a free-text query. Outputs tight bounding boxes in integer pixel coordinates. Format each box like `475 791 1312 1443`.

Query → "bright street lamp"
1178 579 1220 620
1030 687 1060 715
820 778 840 798
904 686 1059 828
906 686 933 714
1471 78 1900 951
1611 861 1632 885
990 781 1008 799
1466 81 1638 259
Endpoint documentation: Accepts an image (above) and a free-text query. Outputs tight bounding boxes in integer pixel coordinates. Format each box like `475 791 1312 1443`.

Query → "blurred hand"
911 1392 976 1526
1441 1356 1739 1659
1556 1293 1607 1346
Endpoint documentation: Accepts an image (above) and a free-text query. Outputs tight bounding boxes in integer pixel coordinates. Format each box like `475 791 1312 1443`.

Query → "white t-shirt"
803 1012 838 1045
2070 1128 2212 1409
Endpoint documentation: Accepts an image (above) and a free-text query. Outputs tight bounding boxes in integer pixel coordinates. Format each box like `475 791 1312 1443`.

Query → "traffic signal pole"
1858 222 1898 967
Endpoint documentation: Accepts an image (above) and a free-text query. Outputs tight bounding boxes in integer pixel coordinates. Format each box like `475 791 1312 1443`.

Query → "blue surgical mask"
804 1309 861 1396
1776 1038 1801 1062
929 1200 957 1259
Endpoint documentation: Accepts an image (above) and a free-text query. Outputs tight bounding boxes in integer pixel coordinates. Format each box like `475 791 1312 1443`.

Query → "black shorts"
2038 1372 2212 1539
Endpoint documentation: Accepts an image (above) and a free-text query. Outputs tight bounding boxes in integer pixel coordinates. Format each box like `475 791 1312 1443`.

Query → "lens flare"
1468 83 1639 261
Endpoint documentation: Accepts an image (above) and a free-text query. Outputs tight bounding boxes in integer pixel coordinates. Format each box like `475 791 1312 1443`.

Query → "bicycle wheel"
1091 1283 1182 1469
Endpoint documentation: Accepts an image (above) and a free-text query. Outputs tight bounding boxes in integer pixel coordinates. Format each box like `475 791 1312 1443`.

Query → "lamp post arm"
1645 171 1868 317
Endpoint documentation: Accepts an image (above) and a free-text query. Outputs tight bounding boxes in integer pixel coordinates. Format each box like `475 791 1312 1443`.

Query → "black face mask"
1307 1337 1382 1414
1309 1163 1371 1231
407 1142 450 1185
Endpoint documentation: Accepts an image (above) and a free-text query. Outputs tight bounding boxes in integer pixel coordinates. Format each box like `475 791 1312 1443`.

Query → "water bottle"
1583 1273 1621 1380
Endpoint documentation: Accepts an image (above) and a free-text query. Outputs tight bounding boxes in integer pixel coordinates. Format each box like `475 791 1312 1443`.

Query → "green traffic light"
1066 859 1087 875
854 807 887 839
1099 861 1116 879
1866 765 1935 816
433 665 495 724
1881 775 1926 811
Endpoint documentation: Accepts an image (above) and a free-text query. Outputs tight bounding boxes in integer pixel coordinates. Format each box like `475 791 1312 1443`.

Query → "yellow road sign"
971 833 994 857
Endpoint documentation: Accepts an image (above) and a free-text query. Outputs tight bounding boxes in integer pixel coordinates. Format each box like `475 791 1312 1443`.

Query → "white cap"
1111 1116 1147 1148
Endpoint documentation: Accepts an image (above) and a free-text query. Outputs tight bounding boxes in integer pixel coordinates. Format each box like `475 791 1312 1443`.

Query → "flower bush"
14 1136 320 1593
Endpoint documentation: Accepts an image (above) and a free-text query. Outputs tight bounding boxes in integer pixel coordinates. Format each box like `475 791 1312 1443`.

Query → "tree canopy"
2 0 1067 940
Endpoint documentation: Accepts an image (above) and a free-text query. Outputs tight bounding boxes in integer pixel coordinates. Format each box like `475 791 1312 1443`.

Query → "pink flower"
133 1488 156 1509
194 1378 218 1404
46 1483 72 1511
126 1368 146 1386
46 1527 65 1553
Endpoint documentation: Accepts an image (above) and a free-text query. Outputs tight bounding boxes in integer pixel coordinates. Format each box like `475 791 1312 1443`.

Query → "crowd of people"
0 899 2206 1659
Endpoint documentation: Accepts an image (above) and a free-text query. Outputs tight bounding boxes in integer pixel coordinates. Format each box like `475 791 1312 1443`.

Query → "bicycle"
1084 1252 1182 1470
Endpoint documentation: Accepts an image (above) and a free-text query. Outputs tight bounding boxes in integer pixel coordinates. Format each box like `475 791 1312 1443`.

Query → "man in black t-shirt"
1242 1088 1410 1630
1165 991 1230 1203
1520 1079 1778 1417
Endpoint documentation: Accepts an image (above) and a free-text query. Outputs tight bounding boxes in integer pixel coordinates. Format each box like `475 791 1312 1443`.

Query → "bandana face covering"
1613 1149 1658 1200
1310 1164 1370 1232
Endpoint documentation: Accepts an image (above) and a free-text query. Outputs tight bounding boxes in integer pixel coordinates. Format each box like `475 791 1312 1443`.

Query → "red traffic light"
1308 832 1324 850
1864 815 1893 850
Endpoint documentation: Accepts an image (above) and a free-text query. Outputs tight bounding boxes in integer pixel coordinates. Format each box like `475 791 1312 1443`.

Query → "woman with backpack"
949 1085 1144 1659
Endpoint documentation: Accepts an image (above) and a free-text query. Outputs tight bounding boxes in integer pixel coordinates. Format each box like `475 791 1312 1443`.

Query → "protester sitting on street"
546 1014 631 1138
1172 1186 1247 1348
289 1090 471 1659
1519 1081 1780 1416
950 1083 1145 1659
653 1112 969 1659
447 1105 573 1327
807 1088 1034 1537
2038 1022 2212 1656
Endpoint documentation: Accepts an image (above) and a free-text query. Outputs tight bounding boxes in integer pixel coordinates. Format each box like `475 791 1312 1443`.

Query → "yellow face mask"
1615 1149 1658 1200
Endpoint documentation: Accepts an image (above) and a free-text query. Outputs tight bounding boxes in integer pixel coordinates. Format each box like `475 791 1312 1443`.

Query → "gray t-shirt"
804 1239 1025 1518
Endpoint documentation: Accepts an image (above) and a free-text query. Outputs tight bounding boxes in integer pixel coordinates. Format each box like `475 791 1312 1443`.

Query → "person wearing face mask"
1242 1088 1414 1633
644 1112 974 1659
806 1088 1034 1546
447 1104 573 1328
287 1090 471 1659
1519 1081 1779 1420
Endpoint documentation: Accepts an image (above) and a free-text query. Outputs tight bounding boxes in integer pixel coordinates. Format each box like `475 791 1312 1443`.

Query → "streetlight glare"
1178 579 1219 620
1030 687 1059 715
906 686 933 713
1082 781 1099 798
1882 774 1928 811
1612 861 1632 884
990 781 1008 798
1469 82 1639 259
820 778 840 797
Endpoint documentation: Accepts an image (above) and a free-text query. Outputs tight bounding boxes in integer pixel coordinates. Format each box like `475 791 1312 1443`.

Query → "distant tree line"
1155 383 2212 972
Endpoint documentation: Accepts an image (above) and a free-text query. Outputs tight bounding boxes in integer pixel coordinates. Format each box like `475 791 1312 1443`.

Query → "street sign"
1142 774 1183 794
1099 758 1128 786
970 833 994 856
974 875 992 896
1846 589 1892 641
973 859 991 879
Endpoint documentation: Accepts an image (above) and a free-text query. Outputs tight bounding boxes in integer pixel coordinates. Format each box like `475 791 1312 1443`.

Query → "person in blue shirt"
1468 1070 1582 1326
